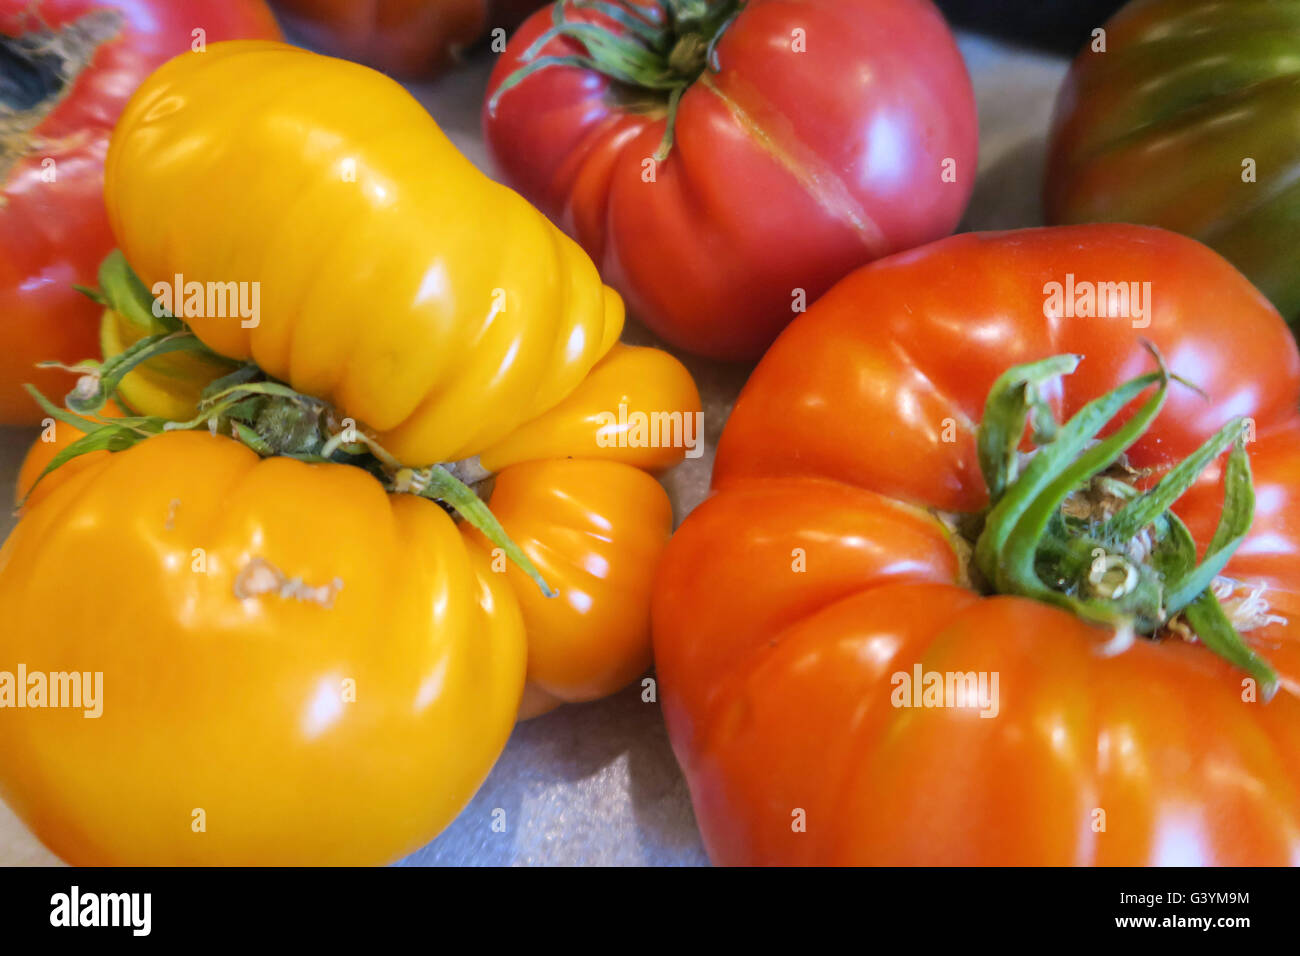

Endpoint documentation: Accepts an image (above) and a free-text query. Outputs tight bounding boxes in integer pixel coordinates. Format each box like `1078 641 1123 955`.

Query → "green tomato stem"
488 0 742 160
971 348 1279 695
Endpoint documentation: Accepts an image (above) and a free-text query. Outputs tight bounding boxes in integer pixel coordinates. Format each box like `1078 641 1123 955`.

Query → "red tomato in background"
484 0 978 360
653 225 1300 864
273 0 542 78
0 0 280 424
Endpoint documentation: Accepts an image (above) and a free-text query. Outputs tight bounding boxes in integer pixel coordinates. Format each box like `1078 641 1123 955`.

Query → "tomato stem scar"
487 0 742 162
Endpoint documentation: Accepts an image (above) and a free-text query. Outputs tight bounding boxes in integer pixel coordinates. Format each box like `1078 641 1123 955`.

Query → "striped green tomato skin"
1045 0 1300 323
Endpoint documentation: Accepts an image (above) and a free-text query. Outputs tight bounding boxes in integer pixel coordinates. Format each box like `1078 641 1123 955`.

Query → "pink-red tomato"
484 0 978 360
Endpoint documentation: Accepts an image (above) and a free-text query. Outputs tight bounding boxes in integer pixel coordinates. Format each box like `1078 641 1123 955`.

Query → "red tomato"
653 225 1300 864
273 0 542 78
483 0 978 360
0 0 281 424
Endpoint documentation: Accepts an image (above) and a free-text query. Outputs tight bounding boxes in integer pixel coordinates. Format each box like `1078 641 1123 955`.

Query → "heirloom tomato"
0 0 280 423
654 225 1300 865
484 0 978 360
273 0 542 78
0 42 700 864
105 41 630 467
1045 0 1300 324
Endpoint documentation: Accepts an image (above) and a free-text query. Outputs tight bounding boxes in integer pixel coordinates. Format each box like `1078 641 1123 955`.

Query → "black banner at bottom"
0 865 1292 942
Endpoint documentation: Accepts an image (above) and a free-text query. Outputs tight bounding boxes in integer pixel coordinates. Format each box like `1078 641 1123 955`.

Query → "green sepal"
230 420 276 456
200 363 262 401
969 348 1281 689
569 1 668 45
96 249 181 334
416 465 557 599
975 365 1165 590
976 353 1079 503
64 330 213 415
18 425 152 506
1182 588 1278 702
1164 439 1254 614
488 0 740 159
24 383 117 436
18 384 165 504
1105 416 1247 543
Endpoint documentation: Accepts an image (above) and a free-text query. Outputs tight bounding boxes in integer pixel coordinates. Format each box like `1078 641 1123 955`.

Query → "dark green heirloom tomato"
1044 0 1300 323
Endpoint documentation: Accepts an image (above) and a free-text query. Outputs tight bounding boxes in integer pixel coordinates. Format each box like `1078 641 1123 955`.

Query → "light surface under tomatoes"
653 225 1300 865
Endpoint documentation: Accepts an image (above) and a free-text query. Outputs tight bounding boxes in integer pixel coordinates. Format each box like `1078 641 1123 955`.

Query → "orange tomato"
653 225 1300 865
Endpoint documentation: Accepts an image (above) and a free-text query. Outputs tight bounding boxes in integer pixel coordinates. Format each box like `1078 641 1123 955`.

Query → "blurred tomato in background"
1045 0 1300 326
273 0 543 78
0 0 281 424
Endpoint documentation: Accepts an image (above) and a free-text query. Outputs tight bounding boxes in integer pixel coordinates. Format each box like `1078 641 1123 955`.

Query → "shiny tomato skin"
468 457 673 704
483 0 978 360
0 0 281 424
273 0 541 78
467 341 700 711
653 224 1300 865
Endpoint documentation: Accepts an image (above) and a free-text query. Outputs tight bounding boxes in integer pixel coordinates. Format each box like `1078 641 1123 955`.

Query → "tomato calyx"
487 0 743 160
0 8 124 188
969 348 1280 698
22 252 558 599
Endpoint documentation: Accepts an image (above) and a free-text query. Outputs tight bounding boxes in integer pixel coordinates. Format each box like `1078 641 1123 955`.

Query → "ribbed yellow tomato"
105 40 624 466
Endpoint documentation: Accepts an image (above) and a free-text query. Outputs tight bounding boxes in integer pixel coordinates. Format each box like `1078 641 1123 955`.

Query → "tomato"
0 0 281 424
273 0 542 78
653 224 1300 865
1044 0 1300 324
2 429 529 866
483 0 978 360
0 42 701 864
106 40 627 467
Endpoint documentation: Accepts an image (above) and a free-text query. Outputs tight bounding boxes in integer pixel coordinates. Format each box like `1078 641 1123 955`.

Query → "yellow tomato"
0 430 526 865
471 343 700 711
105 40 624 466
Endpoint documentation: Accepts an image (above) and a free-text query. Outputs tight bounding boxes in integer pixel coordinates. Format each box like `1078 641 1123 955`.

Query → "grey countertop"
0 33 1068 867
